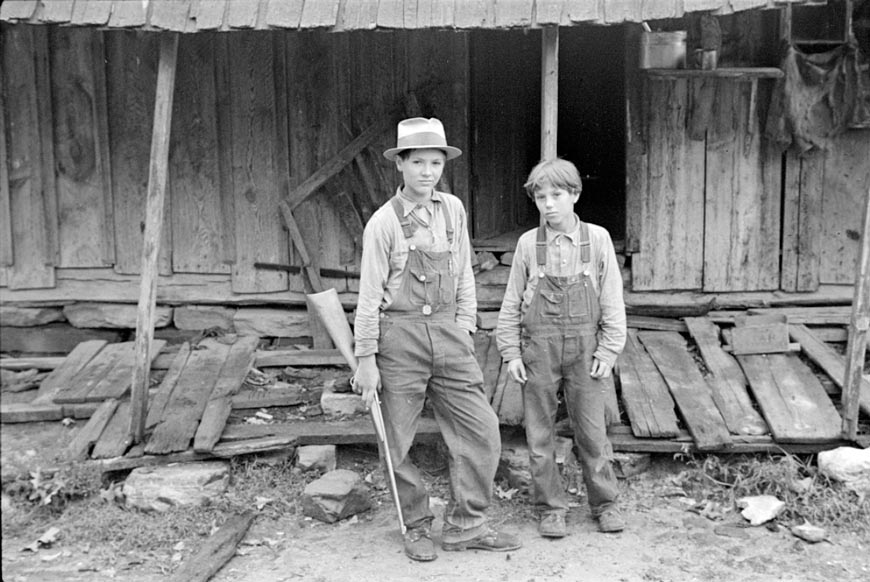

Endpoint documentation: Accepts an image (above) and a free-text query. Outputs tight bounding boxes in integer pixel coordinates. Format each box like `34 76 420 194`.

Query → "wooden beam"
169 512 255 582
541 26 559 160
283 114 395 211
843 186 870 439
129 33 179 445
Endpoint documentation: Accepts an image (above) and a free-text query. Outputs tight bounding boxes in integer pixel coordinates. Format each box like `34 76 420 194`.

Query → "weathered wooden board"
683 317 767 435
105 32 172 276
819 130 870 284
220 416 442 446
50 28 113 269
194 336 260 452
789 324 870 417
616 331 680 438
637 331 731 450
729 323 790 355
228 31 288 294
703 79 780 291
145 339 231 454
86 339 166 402
65 398 118 460
0 76 11 267
748 306 853 326
633 79 705 291
737 353 842 442
145 342 191 430
3 25 56 289
53 342 131 404
170 34 231 274
169 511 255 582
780 149 823 291
34 339 107 403
90 400 131 459
0 400 98 423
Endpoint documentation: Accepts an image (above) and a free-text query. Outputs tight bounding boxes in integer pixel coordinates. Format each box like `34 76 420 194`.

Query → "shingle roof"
0 1 823 32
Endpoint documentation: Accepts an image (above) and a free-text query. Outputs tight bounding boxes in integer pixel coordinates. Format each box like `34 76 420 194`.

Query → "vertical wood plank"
624 25 646 255
107 32 172 275
228 31 288 293
170 34 229 274
3 25 56 289
541 26 559 160
50 28 112 268
92 31 115 265
703 79 780 291
795 151 824 291
0 64 12 266
632 78 704 291
129 33 180 445
819 130 870 284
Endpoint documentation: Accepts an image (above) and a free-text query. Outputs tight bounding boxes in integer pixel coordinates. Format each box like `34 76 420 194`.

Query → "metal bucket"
639 31 687 69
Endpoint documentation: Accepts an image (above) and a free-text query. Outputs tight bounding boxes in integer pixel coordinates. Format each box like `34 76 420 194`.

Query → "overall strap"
391 196 416 239
441 198 455 245
579 221 591 263
535 221 547 268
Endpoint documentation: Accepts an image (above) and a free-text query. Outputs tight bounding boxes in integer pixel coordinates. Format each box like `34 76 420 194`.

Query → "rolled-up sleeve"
453 203 477 333
592 229 626 366
496 241 528 363
353 216 392 358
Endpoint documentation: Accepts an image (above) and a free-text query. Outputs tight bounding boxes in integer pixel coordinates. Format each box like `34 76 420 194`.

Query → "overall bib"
375 196 500 542
521 222 618 517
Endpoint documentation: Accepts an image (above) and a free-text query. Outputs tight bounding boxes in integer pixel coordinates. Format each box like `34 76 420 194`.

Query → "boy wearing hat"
496 158 627 538
353 118 521 561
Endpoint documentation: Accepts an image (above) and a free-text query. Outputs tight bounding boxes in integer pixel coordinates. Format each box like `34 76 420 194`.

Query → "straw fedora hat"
383 117 462 161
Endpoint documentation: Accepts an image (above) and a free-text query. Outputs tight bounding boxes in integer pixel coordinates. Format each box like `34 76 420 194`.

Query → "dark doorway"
469 26 627 243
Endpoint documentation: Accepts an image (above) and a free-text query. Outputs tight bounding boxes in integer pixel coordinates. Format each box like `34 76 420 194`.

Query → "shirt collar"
396 187 442 216
544 214 581 243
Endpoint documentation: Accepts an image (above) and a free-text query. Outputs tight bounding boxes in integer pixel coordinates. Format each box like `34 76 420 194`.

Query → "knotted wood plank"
145 339 232 454
194 336 260 452
637 331 731 450
34 339 107 403
617 331 680 438
684 317 767 435
53 342 131 404
65 398 119 460
145 342 192 431
737 353 841 442
91 400 131 459
87 340 166 402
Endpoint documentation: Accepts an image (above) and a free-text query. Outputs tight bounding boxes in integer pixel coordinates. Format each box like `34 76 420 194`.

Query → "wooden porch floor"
1 308 867 470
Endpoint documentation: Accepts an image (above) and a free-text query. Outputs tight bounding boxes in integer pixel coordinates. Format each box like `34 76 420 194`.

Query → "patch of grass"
678 452 870 534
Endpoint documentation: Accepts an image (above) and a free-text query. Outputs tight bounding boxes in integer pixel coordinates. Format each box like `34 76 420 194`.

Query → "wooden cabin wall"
0 25 471 304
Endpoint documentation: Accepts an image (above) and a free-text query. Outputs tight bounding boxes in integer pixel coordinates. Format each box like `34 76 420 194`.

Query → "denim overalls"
521 222 618 517
375 195 501 543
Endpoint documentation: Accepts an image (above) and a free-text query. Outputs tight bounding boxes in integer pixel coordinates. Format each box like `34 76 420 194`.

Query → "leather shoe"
403 527 437 561
539 512 567 538
596 508 625 533
442 528 522 552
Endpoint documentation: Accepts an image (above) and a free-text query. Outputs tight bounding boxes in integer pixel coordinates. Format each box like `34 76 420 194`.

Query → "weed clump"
678 452 870 534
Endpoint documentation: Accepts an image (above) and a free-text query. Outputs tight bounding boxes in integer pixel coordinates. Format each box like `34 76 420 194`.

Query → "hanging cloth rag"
765 41 870 154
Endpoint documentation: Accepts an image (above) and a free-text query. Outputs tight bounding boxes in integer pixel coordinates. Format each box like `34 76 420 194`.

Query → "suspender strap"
535 221 547 268
535 220 591 267
579 220 590 263
390 194 455 245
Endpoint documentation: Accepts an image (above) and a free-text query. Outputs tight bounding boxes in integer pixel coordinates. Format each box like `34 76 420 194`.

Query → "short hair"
523 158 583 198
397 148 448 161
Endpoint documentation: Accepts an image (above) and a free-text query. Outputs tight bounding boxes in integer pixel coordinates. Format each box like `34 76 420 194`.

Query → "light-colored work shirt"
496 215 626 366
354 188 477 357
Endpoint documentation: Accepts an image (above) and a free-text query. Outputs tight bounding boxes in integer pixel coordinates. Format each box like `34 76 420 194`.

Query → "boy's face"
533 181 580 232
395 148 446 200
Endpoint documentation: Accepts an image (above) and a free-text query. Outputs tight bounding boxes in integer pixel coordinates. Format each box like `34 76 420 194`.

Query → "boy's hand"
590 357 613 379
352 356 381 408
507 358 527 384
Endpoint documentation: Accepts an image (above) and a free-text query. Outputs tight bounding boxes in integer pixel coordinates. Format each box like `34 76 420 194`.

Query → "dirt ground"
2 416 869 582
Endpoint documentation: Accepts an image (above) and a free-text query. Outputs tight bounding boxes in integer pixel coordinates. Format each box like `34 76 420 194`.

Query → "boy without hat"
353 118 521 561
496 158 627 538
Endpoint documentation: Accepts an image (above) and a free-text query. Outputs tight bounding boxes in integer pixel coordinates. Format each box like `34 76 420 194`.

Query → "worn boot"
442 528 522 552
538 512 567 538
596 508 625 533
403 526 437 561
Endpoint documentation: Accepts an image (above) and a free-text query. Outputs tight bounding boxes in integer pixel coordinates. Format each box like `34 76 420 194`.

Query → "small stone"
613 452 651 479
296 445 337 473
737 495 785 526
301 470 372 524
123 461 229 512
791 522 827 543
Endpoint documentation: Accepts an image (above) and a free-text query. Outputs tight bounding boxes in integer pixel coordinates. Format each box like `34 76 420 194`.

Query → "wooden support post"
541 26 559 161
842 186 870 440
128 33 179 445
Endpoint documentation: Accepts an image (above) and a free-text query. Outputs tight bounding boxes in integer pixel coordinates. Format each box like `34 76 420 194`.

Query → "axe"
306 288 406 535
